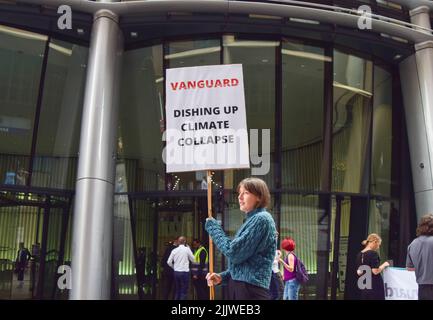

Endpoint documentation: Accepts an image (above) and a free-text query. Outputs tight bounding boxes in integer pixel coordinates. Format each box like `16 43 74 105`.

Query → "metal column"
399 5 433 221
70 8 123 299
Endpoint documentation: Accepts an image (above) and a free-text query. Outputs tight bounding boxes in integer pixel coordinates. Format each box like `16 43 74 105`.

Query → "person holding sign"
205 177 277 300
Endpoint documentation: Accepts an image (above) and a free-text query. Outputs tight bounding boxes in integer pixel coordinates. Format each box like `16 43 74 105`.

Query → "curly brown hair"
416 214 433 236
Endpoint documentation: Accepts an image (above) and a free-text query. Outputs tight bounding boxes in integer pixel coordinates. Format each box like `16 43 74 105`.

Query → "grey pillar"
70 8 123 299
399 6 433 221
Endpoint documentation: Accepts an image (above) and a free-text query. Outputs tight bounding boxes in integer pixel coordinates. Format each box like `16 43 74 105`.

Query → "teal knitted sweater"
205 207 277 289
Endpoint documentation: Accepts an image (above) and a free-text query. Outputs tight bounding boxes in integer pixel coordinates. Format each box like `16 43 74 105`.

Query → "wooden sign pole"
207 170 215 300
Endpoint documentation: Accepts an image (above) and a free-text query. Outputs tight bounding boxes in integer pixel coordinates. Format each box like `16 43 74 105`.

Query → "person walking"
406 214 433 300
15 242 31 289
205 177 277 300
167 236 195 300
356 233 390 300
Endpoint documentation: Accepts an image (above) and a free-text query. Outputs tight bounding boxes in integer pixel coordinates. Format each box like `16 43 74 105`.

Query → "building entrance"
0 190 72 299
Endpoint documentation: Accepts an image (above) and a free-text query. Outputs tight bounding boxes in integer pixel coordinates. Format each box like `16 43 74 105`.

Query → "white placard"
383 267 418 300
165 64 250 173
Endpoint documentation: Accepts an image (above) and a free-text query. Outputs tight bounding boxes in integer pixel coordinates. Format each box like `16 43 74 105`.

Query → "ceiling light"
289 18 320 25
333 81 372 97
164 46 221 60
49 43 72 56
0 25 47 41
223 40 280 47
282 49 332 62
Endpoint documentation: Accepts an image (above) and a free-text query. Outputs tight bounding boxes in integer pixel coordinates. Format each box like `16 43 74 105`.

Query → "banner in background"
383 267 418 300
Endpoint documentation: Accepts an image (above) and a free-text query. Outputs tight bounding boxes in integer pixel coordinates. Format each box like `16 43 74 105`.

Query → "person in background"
15 242 31 289
191 238 209 300
356 233 390 300
280 237 300 300
167 236 195 300
161 238 178 299
205 177 277 300
269 249 284 300
406 214 433 300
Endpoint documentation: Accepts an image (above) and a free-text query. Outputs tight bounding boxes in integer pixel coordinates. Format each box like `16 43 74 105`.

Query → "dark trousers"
17 268 25 281
419 284 433 300
174 271 190 300
161 270 174 300
228 277 270 300
269 272 284 300
192 276 209 300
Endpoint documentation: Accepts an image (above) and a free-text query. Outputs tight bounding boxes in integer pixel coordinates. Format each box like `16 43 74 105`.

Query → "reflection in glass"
371 67 392 196
0 25 46 187
282 41 327 191
329 196 351 299
32 40 88 189
223 35 276 189
118 45 165 192
280 194 327 299
368 199 391 263
332 51 373 193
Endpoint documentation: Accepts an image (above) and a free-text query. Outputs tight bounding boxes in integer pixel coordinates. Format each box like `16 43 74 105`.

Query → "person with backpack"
280 237 301 300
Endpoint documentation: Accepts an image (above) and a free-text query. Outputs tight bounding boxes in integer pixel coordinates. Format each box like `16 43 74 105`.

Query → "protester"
406 214 433 300
205 177 277 300
356 233 390 300
167 236 195 300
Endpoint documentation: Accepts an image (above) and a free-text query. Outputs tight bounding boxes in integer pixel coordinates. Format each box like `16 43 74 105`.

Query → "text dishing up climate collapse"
174 106 239 146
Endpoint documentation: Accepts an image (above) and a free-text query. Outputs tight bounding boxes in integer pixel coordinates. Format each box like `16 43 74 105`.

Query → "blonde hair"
361 233 382 246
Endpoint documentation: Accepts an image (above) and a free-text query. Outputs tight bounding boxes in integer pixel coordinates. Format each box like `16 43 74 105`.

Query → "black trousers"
418 284 433 300
192 276 209 300
228 277 270 300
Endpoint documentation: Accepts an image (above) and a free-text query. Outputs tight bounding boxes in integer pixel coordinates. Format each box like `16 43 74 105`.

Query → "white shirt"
167 244 195 272
272 250 281 273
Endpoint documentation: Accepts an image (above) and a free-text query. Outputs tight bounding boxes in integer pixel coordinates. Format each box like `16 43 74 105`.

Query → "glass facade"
0 22 412 300
0 25 86 299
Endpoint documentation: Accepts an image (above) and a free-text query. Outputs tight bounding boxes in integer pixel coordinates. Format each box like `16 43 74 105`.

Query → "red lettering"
170 78 240 90
187 81 196 89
